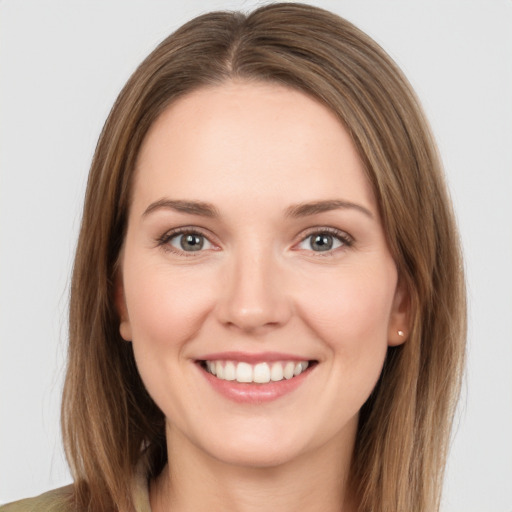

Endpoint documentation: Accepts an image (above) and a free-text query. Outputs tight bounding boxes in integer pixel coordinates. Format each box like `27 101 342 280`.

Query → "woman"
1 3 466 511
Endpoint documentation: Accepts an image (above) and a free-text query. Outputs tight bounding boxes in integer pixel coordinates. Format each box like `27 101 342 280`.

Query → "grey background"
1 1 511 510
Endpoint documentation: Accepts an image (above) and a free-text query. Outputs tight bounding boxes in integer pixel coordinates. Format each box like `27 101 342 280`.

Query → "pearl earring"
397 330 405 337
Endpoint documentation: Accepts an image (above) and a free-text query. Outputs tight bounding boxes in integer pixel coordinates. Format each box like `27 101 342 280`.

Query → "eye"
160 230 214 253
297 229 352 253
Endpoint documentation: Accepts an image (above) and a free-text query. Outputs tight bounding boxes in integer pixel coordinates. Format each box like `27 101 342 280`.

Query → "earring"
397 330 405 337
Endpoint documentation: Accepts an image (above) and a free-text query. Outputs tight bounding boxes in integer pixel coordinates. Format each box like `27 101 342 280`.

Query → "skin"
116 81 408 512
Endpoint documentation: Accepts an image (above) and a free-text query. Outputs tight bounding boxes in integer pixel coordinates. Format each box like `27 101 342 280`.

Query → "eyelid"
156 226 219 255
155 225 354 256
293 226 354 253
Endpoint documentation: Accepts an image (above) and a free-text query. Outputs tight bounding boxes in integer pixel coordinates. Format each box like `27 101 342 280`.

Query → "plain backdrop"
1 1 511 510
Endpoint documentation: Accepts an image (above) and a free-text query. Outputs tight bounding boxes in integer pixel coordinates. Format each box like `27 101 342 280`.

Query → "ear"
114 272 132 342
387 278 411 346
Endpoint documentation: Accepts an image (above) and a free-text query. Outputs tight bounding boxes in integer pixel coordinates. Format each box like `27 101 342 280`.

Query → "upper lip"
196 351 314 364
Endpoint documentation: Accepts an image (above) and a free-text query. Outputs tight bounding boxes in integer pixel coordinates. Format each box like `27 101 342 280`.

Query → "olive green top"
0 486 73 512
0 462 152 512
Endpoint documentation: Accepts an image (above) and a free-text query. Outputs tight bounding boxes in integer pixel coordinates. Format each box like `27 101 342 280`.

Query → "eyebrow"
142 198 373 220
142 199 219 218
285 200 374 219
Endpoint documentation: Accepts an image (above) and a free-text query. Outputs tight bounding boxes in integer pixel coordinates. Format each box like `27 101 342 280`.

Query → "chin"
206 437 306 469
169 416 309 469
181 412 355 471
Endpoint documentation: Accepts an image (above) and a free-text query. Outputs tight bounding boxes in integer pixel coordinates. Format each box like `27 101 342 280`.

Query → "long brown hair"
62 3 466 511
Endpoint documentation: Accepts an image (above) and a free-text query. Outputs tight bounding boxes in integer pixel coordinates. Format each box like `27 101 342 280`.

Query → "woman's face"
117 82 408 468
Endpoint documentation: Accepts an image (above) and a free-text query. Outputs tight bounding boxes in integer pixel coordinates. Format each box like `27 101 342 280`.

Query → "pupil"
181 234 203 251
312 234 332 251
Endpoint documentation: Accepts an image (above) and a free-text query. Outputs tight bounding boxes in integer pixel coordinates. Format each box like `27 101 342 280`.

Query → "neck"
150 422 359 512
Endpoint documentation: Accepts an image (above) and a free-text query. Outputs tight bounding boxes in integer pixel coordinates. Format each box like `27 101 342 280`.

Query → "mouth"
197 359 317 384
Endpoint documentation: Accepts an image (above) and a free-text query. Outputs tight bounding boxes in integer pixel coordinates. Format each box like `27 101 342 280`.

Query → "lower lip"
197 364 313 404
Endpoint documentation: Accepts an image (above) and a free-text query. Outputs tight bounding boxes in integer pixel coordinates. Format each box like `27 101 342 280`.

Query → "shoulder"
0 486 74 512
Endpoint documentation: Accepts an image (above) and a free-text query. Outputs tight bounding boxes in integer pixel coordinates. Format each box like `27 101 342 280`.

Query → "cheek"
302 265 395 331
297 265 396 378
123 261 218 415
124 262 216 346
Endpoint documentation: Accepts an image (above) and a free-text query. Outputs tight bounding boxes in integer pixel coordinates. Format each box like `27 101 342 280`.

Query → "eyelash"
157 227 215 257
156 226 354 256
296 227 354 255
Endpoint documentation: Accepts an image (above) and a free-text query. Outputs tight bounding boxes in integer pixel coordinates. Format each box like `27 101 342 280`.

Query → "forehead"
132 81 376 213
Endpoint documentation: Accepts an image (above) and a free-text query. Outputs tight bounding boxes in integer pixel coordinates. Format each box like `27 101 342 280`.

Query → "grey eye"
170 233 212 252
299 233 344 252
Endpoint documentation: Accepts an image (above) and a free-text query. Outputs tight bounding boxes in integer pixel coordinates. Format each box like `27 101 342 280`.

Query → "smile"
202 360 310 383
196 352 317 403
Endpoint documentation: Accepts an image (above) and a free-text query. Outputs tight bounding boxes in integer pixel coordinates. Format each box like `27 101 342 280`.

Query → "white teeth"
283 362 295 379
236 362 253 383
270 362 284 381
204 360 311 383
254 363 271 383
224 361 236 381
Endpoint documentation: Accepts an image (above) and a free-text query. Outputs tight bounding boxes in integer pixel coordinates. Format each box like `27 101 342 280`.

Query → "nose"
215 247 293 333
